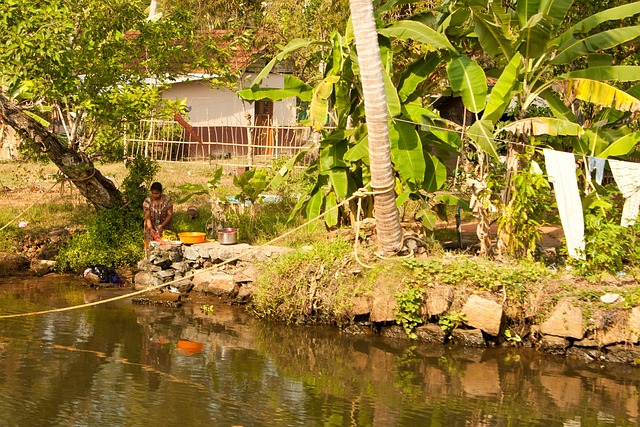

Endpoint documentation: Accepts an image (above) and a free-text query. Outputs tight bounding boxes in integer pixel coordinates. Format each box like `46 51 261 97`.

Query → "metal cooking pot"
218 228 238 245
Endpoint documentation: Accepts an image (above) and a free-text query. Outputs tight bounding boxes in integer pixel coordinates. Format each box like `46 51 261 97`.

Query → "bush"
55 208 144 272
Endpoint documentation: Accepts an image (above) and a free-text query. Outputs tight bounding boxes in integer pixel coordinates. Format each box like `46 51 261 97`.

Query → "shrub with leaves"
55 208 144 272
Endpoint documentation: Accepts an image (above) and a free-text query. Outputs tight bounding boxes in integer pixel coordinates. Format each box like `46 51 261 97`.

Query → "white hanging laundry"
587 156 606 185
543 149 585 259
608 159 640 227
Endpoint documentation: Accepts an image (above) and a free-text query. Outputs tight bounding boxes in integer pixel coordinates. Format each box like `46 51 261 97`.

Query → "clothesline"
543 148 640 260
392 117 636 162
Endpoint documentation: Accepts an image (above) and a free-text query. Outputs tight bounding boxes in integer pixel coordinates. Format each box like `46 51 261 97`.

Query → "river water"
0 275 638 426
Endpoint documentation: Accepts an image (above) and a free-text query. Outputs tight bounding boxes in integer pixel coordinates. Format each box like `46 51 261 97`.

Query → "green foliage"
438 311 467 334
233 168 268 206
497 156 554 258
252 237 366 324
55 208 144 272
200 304 215 315
568 183 640 277
394 283 425 339
504 329 522 346
403 258 549 292
120 156 159 210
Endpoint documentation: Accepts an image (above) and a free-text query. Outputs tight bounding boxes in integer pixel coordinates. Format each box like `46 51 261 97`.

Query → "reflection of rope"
0 181 60 232
0 183 416 319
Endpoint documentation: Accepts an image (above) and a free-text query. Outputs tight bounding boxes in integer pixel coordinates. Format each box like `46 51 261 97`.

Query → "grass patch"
252 237 373 324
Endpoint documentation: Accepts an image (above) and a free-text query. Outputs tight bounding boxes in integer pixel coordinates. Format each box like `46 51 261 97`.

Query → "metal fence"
123 119 320 166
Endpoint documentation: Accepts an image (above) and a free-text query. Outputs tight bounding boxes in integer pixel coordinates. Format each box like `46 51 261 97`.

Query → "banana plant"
238 14 465 233
430 0 640 160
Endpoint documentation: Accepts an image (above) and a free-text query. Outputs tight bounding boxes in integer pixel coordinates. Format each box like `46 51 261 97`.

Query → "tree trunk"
0 94 123 210
349 0 403 256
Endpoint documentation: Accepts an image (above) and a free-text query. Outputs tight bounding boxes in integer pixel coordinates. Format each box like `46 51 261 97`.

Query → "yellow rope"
0 181 60 232
0 189 361 319
0 183 414 319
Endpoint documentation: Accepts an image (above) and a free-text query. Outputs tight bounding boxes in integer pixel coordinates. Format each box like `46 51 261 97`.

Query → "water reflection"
0 276 639 426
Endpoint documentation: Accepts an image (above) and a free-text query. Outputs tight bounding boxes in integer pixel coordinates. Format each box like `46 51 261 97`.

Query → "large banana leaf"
516 0 541 28
552 25 640 65
518 13 554 59
446 55 487 114
560 78 640 112
305 189 324 231
379 20 457 53
598 131 640 158
483 53 523 124
557 2 640 46
389 121 426 185
422 152 447 193
383 67 401 117
540 88 578 122
251 39 329 86
324 192 338 228
468 120 499 160
560 66 640 82
539 0 572 27
237 75 313 102
500 117 584 136
397 53 440 102
328 168 350 199
319 138 348 171
343 127 370 164
310 75 340 129
474 11 514 59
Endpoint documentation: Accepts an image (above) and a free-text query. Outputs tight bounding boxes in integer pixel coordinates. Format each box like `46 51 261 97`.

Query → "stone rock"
147 252 172 269
347 296 371 317
182 245 200 261
30 259 55 276
342 324 372 335
416 324 446 344
170 261 190 274
380 325 408 339
173 279 193 293
603 344 640 364
450 328 486 347
566 347 606 363
540 299 584 340
539 335 569 354
424 286 453 317
133 271 163 290
233 265 259 284
236 283 255 302
0 252 29 275
192 270 236 296
156 269 175 279
461 294 503 336
137 259 161 272
628 306 640 343
593 311 628 346
370 291 397 323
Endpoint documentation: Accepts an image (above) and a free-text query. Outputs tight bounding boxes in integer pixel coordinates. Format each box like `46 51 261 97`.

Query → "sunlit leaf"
468 120 499 160
500 117 584 136
447 56 487 114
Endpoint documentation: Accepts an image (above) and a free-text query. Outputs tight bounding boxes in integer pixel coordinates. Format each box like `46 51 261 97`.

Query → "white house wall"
161 73 298 127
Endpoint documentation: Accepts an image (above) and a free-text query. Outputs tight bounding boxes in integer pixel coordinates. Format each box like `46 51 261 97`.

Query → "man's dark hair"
150 182 163 192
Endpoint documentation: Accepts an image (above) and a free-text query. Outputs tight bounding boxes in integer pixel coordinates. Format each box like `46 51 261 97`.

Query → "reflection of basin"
178 232 206 244
177 340 204 355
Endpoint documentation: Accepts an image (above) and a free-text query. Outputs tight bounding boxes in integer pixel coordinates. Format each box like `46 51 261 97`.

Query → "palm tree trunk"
349 0 403 256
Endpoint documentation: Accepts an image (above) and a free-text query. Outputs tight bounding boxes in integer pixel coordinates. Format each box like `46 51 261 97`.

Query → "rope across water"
0 184 411 319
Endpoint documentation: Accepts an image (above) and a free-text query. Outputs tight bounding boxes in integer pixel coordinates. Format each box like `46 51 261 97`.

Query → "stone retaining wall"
134 244 640 365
